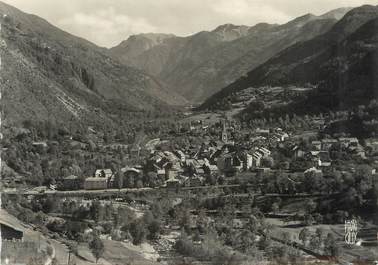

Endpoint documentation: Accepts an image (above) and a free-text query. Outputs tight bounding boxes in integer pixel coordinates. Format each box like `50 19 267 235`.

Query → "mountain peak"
281 13 319 29
327 5 378 40
212 23 250 41
111 32 175 60
127 33 175 42
319 7 353 20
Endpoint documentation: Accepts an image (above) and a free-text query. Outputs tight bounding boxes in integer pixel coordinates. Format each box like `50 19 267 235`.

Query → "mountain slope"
194 15 340 101
0 2 187 127
109 33 176 71
110 24 251 78
110 9 351 102
201 5 378 111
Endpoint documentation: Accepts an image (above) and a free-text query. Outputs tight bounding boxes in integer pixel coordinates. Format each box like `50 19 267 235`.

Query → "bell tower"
221 120 228 143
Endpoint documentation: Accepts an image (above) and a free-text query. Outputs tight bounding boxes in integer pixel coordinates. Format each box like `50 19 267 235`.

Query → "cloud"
212 0 291 24
2 0 378 47
58 7 157 47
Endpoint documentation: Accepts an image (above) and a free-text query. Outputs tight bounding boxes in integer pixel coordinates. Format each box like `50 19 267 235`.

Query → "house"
195 168 205 176
145 138 161 151
83 177 108 190
339 137 359 148
62 175 81 190
164 151 180 163
304 167 322 176
185 175 204 187
318 151 331 167
95 169 113 179
365 138 378 152
120 167 142 187
166 177 180 191
321 139 338 151
105 143 128 151
256 168 271 174
252 152 262 167
157 169 166 179
166 168 179 180
250 136 266 143
257 147 271 157
292 146 305 158
174 150 186 162
217 153 243 174
353 146 366 159
243 153 253 170
32 141 48 148
255 128 270 136
311 141 321 151
305 151 321 167
273 131 289 142
130 145 141 157
0 219 23 241
203 164 218 175
271 135 281 142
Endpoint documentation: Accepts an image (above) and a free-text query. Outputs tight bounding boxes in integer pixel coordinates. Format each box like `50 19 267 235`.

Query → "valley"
1 2 378 265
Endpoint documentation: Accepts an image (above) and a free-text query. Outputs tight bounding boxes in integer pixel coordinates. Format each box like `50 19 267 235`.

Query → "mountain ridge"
200 5 378 112
110 7 352 102
0 1 187 127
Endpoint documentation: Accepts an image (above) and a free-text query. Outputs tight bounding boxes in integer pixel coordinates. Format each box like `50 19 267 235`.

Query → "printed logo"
344 219 358 245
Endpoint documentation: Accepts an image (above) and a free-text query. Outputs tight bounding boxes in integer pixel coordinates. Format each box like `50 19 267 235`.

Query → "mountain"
200 5 378 112
319 7 353 20
110 8 351 102
212 24 251 41
109 24 251 79
0 2 187 127
109 33 176 66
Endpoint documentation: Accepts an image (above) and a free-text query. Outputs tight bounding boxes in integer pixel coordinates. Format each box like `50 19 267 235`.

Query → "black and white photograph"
0 0 378 264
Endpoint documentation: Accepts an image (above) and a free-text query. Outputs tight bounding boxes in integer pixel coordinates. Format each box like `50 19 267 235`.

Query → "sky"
2 0 378 48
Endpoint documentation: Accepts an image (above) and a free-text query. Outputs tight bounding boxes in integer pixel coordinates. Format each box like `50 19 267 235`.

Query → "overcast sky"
2 0 378 47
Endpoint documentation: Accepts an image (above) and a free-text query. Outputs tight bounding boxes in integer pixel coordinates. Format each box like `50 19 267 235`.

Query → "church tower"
221 120 228 143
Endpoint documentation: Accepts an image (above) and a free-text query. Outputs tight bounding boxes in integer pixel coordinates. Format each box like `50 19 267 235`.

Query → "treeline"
2 194 167 246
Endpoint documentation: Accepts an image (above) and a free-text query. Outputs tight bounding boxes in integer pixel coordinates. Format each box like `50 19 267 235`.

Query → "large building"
1 221 23 241
83 177 108 190
0 210 24 241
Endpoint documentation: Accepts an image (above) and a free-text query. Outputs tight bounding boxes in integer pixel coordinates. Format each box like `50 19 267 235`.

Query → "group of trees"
171 194 305 264
298 228 339 256
175 229 250 265
2 115 190 188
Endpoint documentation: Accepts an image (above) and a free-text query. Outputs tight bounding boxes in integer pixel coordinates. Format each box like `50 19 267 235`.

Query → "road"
3 184 339 201
3 187 154 196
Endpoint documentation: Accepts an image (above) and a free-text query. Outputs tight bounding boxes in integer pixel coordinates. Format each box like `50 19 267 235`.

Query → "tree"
271 202 280 214
129 221 146 245
305 199 317 214
282 232 291 245
299 228 310 246
309 235 321 252
303 214 315 226
147 219 161 240
324 233 339 257
89 235 104 264
315 227 325 241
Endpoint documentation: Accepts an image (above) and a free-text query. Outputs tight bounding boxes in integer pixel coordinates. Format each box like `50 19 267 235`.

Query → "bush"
129 221 146 245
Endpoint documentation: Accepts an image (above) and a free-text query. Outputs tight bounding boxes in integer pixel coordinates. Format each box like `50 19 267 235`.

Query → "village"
49 116 377 196
2 105 378 264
